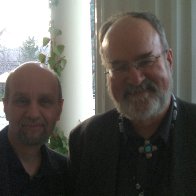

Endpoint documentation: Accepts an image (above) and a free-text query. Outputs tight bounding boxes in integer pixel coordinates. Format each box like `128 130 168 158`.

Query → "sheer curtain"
95 0 196 113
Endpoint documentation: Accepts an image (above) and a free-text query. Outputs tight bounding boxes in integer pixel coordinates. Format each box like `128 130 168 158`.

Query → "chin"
117 95 166 121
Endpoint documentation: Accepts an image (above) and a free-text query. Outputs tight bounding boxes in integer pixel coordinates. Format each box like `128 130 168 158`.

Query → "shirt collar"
155 96 174 145
122 95 175 146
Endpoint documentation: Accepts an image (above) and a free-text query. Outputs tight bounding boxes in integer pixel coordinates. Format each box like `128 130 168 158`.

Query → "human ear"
166 48 174 71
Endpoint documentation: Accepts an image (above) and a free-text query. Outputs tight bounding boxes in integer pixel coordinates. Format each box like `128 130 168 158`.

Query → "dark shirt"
116 100 174 196
0 126 73 196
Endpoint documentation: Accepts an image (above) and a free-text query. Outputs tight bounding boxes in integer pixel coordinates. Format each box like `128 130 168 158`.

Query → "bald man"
0 62 73 195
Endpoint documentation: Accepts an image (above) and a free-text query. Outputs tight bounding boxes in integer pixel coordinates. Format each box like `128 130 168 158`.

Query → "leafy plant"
49 0 60 8
39 0 68 155
48 127 69 155
38 21 67 77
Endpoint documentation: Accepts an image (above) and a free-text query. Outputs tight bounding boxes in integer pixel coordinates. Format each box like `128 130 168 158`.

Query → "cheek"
156 68 172 92
45 109 61 122
147 63 172 92
162 74 172 92
108 77 124 102
4 106 21 121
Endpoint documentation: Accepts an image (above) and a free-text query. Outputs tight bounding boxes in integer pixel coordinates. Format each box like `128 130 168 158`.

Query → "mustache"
20 118 46 127
124 79 158 97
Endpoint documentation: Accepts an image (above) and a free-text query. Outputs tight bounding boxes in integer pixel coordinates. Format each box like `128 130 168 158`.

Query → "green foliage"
39 0 66 76
48 127 69 155
38 21 66 77
43 37 50 46
20 36 39 63
49 0 60 8
39 0 67 154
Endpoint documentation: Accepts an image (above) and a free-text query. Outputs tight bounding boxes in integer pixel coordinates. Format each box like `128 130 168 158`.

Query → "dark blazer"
69 98 196 196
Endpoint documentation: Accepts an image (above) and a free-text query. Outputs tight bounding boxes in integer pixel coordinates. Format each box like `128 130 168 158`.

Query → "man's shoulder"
69 109 120 146
70 109 119 134
85 108 119 124
42 146 68 175
177 97 196 114
44 145 67 162
0 126 8 137
0 126 9 150
176 97 196 129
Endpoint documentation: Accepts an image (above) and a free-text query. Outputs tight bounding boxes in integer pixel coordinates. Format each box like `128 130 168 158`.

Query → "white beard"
108 74 173 121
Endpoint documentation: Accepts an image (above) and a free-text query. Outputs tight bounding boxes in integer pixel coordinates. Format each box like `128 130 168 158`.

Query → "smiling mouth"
124 90 148 97
22 123 42 126
21 123 44 129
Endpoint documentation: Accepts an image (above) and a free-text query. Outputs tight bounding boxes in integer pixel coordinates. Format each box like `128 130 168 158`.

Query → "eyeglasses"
105 50 167 76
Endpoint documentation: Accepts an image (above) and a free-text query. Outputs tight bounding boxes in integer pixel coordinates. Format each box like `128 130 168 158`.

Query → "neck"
17 148 42 177
8 134 42 177
132 114 165 139
131 101 171 139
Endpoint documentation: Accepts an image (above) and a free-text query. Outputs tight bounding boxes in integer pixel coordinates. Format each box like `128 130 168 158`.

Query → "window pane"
0 0 50 129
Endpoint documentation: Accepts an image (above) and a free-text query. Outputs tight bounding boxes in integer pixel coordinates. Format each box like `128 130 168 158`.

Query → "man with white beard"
69 12 196 196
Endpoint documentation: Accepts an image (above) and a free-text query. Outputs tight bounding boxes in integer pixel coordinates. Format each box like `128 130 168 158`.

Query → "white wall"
52 0 94 135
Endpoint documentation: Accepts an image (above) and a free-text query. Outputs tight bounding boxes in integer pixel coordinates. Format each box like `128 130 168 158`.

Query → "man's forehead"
10 66 57 86
102 16 159 53
13 66 54 79
11 91 56 98
108 17 152 36
8 74 58 96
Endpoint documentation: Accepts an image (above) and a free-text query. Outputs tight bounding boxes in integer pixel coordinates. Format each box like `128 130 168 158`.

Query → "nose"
26 102 40 119
125 67 145 86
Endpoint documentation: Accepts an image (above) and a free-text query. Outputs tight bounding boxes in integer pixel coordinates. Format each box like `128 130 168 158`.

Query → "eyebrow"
108 51 154 65
12 92 56 99
134 51 153 60
109 60 128 65
12 92 27 97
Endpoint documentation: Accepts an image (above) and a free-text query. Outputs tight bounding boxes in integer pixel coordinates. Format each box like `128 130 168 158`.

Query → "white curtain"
95 0 196 113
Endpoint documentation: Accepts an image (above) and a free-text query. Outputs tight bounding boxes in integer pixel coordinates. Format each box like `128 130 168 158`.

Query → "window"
0 0 50 129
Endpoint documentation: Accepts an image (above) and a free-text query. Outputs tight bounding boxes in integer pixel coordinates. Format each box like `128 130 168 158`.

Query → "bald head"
3 61 64 147
99 12 169 64
4 62 62 100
